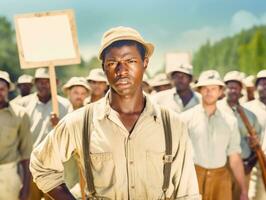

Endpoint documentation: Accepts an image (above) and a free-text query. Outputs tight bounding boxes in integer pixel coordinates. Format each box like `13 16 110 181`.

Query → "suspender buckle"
163 154 173 163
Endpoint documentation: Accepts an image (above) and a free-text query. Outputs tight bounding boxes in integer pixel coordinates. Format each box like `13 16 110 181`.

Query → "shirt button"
131 186 135 189
207 171 210 175
130 161 134 165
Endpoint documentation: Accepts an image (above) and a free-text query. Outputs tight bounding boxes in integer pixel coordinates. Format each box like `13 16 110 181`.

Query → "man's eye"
127 59 137 64
106 62 116 67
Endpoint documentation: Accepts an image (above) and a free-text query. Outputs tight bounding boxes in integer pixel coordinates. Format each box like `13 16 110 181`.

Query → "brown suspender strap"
82 104 97 197
161 108 173 194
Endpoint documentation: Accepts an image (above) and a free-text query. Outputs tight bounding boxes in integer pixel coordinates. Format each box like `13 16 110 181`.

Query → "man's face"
103 45 148 96
17 83 33 96
35 78 51 98
68 86 89 109
170 71 192 92
257 78 266 100
0 80 9 103
88 80 107 97
199 85 223 106
225 81 242 102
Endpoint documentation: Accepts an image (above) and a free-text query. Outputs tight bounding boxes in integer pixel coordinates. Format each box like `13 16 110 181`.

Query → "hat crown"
223 70 243 83
35 67 49 79
199 70 222 82
257 69 266 79
18 74 33 84
87 68 107 82
0 70 11 83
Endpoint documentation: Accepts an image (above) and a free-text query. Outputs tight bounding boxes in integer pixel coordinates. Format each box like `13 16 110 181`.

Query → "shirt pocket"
0 126 17 148
146 151 164 192
90 152 116 188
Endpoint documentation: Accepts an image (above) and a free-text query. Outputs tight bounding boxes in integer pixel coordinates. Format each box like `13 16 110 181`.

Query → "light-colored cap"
0 70 15 91
86 68 107 82
98 26 154 60
150 73 170 87
62 77 91 94
165 52 193 76
17 74 33 84
256 69 266 79
243 75 255 87
195 70 225 88
142 73 150 85
223 70 243 84
35 68 49 79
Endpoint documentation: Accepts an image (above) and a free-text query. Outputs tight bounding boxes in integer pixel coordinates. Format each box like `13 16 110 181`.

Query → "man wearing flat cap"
218 70 261 199
30 26 200 200
181 70 248 200
0 70 32 200
152 54 200 113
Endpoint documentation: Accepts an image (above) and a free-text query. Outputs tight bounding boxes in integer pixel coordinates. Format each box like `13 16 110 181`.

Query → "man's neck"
259 97 266 106
176 88 193 106
227 98 239 108
202 102 217 117
91 94 104 103
109 89 145 114
37 94 51 104
0 101 8 109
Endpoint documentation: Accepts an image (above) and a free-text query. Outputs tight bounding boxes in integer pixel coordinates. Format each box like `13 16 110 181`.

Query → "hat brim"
194 80 225 89
167 69 192 77
62 83 91 95
98 36 154 60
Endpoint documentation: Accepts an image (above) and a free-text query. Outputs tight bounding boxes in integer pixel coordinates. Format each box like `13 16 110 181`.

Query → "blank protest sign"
15 10 80 69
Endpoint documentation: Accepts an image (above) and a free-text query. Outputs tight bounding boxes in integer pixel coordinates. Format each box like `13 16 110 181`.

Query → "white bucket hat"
86 68 107 83
256 69 266 86
165 52 193 76
0 70 15 91
62 77 90 94
150 73 170 87
35 67 49 79
195 70 225 89
17 74 33 84
223 70 243 85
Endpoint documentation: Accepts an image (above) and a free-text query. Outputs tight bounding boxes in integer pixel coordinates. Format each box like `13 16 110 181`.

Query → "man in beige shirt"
152 60 200 113
181 70 248 200
0 70 32 200
30 26 201 200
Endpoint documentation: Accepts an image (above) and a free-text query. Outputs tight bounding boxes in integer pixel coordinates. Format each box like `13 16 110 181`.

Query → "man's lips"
115 77 131 85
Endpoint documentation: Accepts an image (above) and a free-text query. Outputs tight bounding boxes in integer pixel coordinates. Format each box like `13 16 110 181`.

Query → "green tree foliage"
193 26 266 77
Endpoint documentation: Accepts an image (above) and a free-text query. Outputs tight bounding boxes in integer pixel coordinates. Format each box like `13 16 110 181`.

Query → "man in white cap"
85 68 108 103
12 74 33 102
150 73 172 93
152 56 200 113
218 70 261 199
30 26 200 200
243 69 266 200
0 70 32 200
16 67 69 200
181 70 248 200
63 77 90 111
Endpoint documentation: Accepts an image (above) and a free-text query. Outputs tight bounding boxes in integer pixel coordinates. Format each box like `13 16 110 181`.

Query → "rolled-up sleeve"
30 117 77 193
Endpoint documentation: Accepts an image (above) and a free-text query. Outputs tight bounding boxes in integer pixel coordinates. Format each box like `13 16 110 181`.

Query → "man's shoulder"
151 88 175 102
9 101 28 118
14 93 36 107
57 95 71 107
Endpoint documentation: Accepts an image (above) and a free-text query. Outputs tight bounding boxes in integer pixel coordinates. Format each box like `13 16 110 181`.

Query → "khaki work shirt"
0 102 32 164
218 99 261 159
30 95 201 200
152 88 201 113
15 93 70 147
181 104 241 169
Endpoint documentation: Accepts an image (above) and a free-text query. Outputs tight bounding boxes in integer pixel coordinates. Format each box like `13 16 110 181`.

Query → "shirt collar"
0 102 16 117
198 103 221 118
95 91 158 121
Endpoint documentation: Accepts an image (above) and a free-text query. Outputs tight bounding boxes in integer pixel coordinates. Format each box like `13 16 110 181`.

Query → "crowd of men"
0 26 266 200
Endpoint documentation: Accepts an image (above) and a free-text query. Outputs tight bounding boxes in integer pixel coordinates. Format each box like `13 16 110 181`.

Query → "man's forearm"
229 154 248 193
19 160 31 196
47 183 76 200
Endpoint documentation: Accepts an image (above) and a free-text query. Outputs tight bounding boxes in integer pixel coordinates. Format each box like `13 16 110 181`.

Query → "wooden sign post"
14 9 81 116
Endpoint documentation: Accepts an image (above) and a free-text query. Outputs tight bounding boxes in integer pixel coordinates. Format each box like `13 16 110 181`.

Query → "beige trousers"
249 166 266 200
0 162 21 200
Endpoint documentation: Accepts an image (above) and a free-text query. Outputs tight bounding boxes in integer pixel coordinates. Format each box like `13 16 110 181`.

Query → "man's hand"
47 183 76 200
247 135 260 150
19 186 29 200
50 112 60 127
19 160 31 200
240 191 249 200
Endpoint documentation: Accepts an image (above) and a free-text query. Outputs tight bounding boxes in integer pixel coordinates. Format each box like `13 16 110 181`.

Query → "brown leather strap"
82 104 96 197
161 108 173 194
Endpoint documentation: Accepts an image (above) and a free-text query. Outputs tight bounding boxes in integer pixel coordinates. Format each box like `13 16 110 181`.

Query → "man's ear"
143 57 149 70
